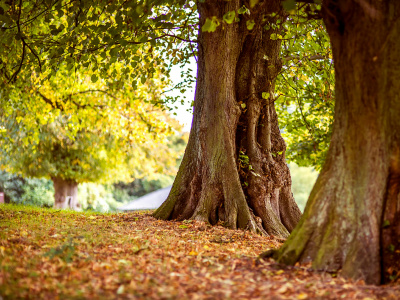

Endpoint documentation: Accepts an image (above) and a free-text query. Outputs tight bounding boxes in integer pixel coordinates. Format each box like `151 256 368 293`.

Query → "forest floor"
0 204 400 299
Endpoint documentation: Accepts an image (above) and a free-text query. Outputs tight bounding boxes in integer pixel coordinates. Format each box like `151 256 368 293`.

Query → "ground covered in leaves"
1 204 400 299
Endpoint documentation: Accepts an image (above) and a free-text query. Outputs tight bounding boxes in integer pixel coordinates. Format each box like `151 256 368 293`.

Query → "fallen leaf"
117 285 124 294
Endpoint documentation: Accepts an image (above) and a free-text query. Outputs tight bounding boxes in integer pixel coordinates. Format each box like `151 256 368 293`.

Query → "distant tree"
113 132 188 198
0 65 182 209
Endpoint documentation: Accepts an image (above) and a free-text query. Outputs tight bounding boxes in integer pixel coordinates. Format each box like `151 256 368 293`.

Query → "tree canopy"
0 61 180 183
0 0 196 94
0 0 332 172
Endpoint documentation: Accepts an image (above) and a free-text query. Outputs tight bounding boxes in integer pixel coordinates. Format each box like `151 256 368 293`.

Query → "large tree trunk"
274 0 400 285
52 177 80 210
153 0 301 237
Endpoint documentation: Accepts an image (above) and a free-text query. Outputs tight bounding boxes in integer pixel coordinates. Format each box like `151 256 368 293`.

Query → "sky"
165 58 197 132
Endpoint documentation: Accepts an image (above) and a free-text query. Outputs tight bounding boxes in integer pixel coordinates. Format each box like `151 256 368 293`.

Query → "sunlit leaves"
0 0 197 102
223 11 236 24
250 0 259 8
0 60 182 184
237 6 249 15
246 20 255 30
202 17 220 32
282 0 296 11
275 12 333 170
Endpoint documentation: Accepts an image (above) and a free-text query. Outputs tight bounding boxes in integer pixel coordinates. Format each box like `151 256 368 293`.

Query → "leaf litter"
0 204 399 299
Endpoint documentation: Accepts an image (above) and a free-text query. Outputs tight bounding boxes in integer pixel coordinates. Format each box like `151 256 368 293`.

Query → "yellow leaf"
188 251 198 256
277 285 288 294
88 216 96 219
297 293 308 299
203 245 210 250
250 0 259 8
117 285 124 294
275 270 284 275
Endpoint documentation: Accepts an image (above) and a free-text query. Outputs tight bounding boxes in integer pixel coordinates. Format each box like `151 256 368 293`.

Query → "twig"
9 0 26 83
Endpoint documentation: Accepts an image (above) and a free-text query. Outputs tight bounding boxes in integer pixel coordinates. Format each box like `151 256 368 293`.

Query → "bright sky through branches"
167 58 197 132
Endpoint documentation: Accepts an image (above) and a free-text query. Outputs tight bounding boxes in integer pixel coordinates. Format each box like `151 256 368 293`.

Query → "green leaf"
262 92 270 99
282 0 296 11
250 0 259 8
201 17 220 33
246 20 255 31
223 11 236 24
382 220 390 228
238 6 248 15
241 103 246 109
91 74 98 83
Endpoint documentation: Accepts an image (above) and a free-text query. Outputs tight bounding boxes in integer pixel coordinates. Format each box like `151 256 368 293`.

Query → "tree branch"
283 54 327 62
36 90 63 110
9 0 26 83
65 89 117 100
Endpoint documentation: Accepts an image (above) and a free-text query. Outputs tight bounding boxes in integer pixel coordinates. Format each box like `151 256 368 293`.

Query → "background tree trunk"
153 0 301 237
52 177 80 210
274 0 400 285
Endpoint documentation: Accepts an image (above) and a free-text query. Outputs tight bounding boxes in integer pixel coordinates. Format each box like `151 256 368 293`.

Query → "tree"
154 0 302 237
0 0 302 236
274 0 400 285
0 64 181 209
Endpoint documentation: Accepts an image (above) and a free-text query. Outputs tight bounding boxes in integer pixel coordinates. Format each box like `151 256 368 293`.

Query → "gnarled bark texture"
52 177 80 210
153 0 301 237
275 0 400 285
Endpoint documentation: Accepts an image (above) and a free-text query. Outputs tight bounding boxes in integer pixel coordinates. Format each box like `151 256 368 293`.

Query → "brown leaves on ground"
0 204 399 299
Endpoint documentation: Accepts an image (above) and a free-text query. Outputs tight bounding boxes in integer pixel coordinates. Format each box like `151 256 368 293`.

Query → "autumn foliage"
1 204 399 299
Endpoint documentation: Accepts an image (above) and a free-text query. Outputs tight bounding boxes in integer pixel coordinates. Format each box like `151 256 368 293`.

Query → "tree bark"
52 177 80 210
274 0 400 285
153 0 301 237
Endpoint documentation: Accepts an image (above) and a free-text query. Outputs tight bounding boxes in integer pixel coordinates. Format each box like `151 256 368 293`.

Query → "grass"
1 204 399 299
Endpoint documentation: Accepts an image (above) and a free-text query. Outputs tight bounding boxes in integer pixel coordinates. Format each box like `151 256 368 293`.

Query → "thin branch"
3 0 66 30
23 39 42 72
162 33 196 43
283 54 327 61
65 89 117 100
9 0 26 83
281 73 315 134
36 90 63 110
